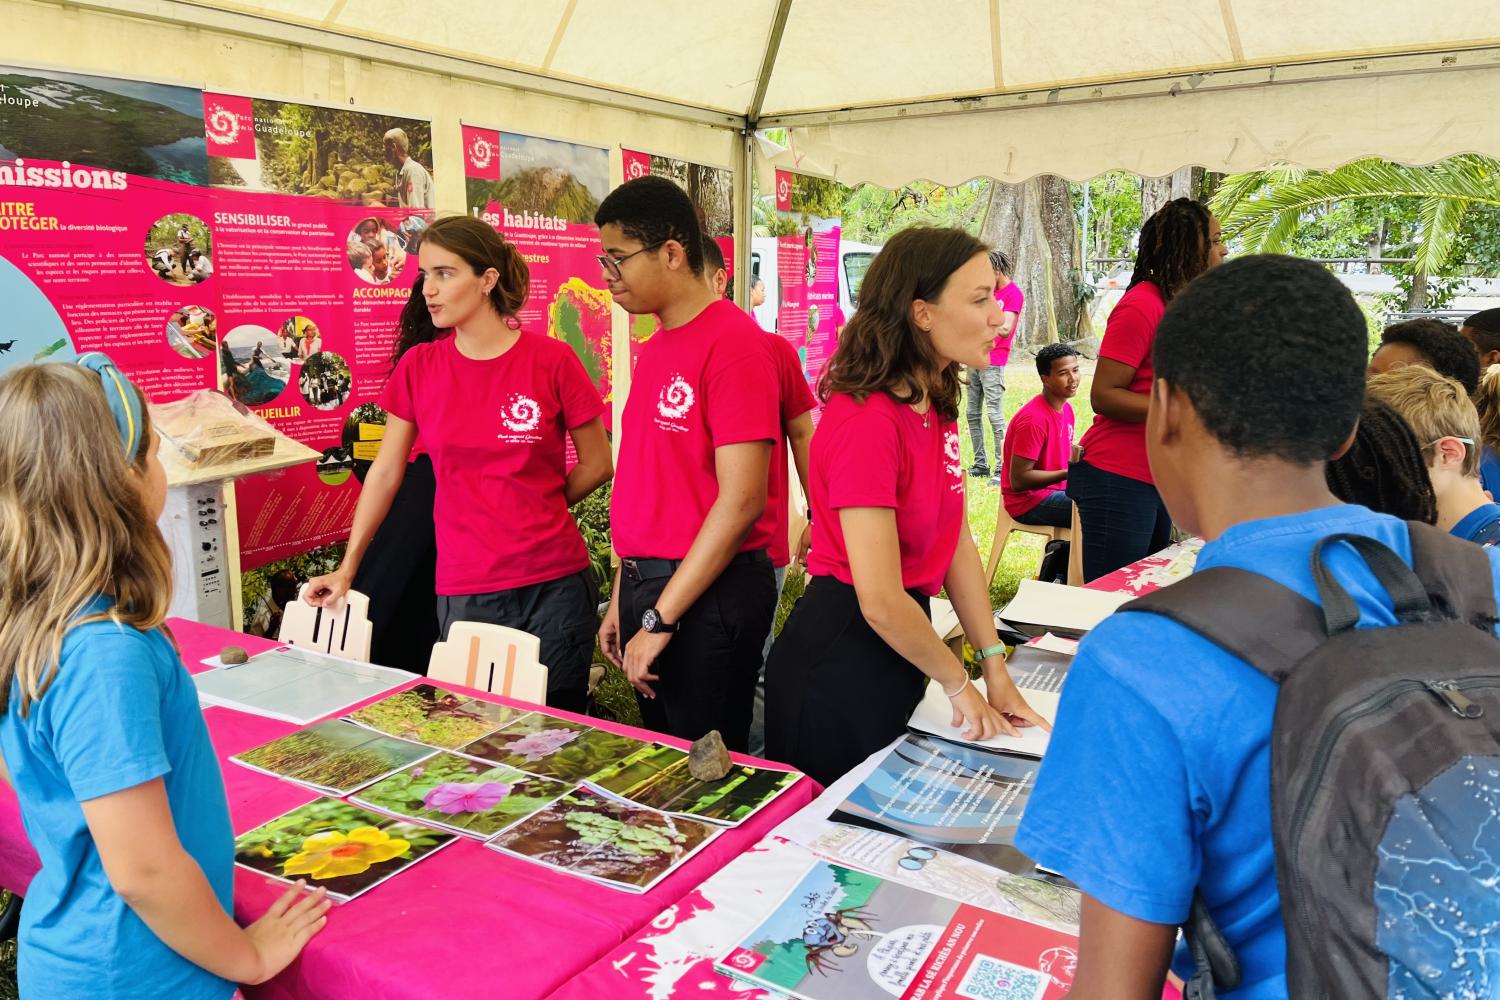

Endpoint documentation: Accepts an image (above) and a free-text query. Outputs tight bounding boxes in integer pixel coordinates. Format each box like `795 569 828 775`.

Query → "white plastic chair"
427 621 549 706
279 585 373 661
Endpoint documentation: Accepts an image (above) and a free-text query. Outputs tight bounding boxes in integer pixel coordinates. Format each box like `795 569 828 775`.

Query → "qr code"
955 954 1048 1000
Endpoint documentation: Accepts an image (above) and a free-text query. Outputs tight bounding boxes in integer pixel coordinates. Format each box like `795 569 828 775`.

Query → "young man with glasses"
1368 364 1500 546
594 176 781 751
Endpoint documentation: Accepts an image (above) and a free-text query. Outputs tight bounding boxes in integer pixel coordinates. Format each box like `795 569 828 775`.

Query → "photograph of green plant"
587 744 799 825
457 713 649 784
345 684 527 749
231 719 435 794
351 752 571 839
234 798 455 902
486 787 719 892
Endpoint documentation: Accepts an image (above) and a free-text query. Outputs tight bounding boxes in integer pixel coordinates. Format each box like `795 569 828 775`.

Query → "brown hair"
391 215 530 368
1474 364 1500 460
1132 198 1213 302
0 364 172 714
818 226 989 422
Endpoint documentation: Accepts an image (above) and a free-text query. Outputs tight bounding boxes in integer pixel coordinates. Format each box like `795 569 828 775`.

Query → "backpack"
1119 522 1500 1000
1037 539 1070 585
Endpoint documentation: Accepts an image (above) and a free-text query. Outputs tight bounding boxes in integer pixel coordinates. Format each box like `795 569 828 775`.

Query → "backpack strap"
1308 533 1432 633
1119 566 1326 683
1404 520 1500 632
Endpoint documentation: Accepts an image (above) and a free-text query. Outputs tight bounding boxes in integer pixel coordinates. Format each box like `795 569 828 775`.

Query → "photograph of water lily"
586 744 800 826
486 787 720 893
345 683 529 749
234 798 456 902
350 752 571 839
231 719 436 795
456 712 650 783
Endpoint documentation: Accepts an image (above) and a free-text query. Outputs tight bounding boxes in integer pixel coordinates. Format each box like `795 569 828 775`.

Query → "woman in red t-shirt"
305 217 613 710
1071 198 1224 582
764 227 1049 786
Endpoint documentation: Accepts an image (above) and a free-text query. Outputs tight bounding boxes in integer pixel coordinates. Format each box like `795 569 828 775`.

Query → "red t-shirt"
807 391 965 597
763 333 818 568
380 332 603 595
1001 394 1075 517
612 300 781 559
989 281 1026 366
1077 280 1165 483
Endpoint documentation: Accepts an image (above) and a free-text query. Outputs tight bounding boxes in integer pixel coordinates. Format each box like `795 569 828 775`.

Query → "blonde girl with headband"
0 356 329 999
306 217 613 710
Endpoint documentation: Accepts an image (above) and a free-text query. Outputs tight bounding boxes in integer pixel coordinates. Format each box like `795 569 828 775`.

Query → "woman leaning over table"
765 226 1051 787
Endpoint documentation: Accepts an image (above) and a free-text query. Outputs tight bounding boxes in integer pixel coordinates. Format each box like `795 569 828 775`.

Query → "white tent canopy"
75 0 1500 185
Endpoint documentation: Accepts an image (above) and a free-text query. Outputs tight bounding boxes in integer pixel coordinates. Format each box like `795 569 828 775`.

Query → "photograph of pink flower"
350 752 570 839
456 713 648 783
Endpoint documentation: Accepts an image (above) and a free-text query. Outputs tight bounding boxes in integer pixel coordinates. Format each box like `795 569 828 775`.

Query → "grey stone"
687 729 733 781
220 645 249 665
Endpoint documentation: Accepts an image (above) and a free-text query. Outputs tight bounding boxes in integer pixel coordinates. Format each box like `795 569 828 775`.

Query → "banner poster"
462 125 613 424
201 94 434 631
775 169 841 411
0 66 218 399
619 148 734 370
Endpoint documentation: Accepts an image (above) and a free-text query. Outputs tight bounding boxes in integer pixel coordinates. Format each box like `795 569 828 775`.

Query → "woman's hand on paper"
983 672 1053 733
947 679 1011 741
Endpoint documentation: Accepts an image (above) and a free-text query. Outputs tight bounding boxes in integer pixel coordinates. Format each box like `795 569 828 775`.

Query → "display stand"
156 432 318 631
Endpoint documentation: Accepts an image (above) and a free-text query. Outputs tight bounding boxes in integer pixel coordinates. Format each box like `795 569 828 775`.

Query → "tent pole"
737 0 795 311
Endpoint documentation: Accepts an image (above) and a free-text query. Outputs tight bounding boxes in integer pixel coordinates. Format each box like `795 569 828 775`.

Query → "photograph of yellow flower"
234 798 456 902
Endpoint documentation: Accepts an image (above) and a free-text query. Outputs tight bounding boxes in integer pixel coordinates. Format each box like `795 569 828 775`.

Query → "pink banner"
464 127 613 423
775 170 841 417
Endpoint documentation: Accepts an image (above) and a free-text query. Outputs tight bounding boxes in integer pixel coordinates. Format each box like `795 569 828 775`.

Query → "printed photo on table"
165 305 215 359
345 683 528 749
586 743 799 825
231 718 435 795
457 713 650 785
218 323 288 405
351 752 570 839
144 212 212 287
234 798 455 902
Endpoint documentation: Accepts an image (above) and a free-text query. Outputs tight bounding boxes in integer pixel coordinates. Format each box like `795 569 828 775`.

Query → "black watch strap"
641 607 679 633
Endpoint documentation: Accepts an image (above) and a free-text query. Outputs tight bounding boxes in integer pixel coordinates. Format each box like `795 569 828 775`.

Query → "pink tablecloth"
0 618 816 1000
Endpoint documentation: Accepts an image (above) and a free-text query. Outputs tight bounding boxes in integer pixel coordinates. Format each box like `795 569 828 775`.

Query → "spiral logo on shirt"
944 428 961 463
943 427 963 488
204 104 241 146
468 134 494 171
657 374 696 420
500 394 541 433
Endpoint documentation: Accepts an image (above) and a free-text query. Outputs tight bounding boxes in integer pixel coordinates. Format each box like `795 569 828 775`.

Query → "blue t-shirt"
1015 505 1500 998
1481 447 1500 499
0 607 235 1000
1452 501 1500 546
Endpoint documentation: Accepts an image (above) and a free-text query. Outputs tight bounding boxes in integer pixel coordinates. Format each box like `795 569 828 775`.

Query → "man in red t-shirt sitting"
1000 343 1080 528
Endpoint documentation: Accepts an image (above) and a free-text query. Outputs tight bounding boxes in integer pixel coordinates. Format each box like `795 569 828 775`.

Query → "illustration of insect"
802 904 879 977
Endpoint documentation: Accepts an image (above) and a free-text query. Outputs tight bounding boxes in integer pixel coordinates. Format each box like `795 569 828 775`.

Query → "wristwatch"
641 608 679 634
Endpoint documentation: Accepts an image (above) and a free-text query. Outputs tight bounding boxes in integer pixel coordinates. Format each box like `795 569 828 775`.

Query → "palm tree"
1210 155 1500 308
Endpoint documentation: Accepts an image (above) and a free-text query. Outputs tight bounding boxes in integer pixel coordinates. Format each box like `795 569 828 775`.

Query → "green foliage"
145 213 211 256
467 167 601 223
241 542 347 635
1072 171 1143 267
356 754 566 837
564 808 683 855
570 481 614 603
249 99 431 204
841 180 990 243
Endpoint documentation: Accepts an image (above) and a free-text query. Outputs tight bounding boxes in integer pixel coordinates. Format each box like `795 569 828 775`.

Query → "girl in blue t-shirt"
0 357 330 999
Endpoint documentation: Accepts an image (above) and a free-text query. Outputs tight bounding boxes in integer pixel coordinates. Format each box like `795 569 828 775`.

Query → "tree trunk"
1406 267 1430 311
1141 166 1209 218
979 175 1081 351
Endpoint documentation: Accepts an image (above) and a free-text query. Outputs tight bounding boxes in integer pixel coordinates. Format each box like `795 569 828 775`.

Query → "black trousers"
353 456 440 672
618 551 776 753
437 567 600 714
1068 458 1172 583
765 576 929 786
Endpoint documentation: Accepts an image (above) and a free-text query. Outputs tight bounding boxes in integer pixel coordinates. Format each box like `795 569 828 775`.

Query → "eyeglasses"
596 242 665 280
896 845 938 871
1424 436 1475 454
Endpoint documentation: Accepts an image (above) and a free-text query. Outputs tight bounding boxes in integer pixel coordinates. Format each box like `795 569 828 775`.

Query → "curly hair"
594 175 704 276
1131 197 1212 302
819 226 990 423
1326 397 1438 524
1377 319 1481 395
1035 342 1079 378
390 215 529 371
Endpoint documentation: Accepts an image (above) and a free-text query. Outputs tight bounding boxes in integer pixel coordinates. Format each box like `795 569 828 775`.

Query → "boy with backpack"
1016 254 1500 999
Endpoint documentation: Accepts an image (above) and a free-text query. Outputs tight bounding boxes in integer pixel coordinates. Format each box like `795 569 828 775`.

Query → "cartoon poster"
203 94 433 574
462 125 613 421
0 65 217 397
718 860 1076 999
619 148 735 368
775 169 841 407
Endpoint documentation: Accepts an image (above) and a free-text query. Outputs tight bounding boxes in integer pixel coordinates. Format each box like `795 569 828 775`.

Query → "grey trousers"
966 366 1007 469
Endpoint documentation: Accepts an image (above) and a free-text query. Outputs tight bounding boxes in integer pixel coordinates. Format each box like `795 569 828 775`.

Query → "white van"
749 236 881 332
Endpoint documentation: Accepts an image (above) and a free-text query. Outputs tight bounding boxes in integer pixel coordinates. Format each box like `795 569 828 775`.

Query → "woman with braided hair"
1325 396 1438 524
1069 197 1224 580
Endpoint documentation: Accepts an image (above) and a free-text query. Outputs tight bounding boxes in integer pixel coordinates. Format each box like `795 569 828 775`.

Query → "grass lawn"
592 358 1095 727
